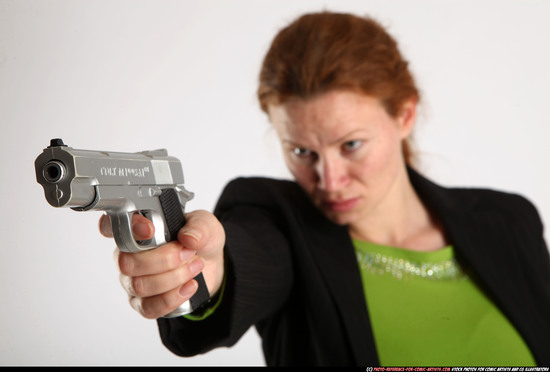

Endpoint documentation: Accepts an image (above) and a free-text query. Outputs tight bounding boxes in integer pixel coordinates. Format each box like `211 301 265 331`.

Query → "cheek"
285 160 317 193
372 127 404 165
371 142 398 171
354 135 403 182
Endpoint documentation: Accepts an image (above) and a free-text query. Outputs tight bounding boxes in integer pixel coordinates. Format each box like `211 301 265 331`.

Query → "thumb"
177 210 225 260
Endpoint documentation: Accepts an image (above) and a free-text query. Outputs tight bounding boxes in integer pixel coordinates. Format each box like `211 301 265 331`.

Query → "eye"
342 140 363 152
293 147 313 158
291 147 318 164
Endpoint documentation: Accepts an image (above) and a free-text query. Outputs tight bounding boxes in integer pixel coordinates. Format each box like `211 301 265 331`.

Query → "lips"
322 197 361 212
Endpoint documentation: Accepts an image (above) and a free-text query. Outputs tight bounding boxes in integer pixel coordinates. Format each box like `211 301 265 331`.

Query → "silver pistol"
34 139 209 317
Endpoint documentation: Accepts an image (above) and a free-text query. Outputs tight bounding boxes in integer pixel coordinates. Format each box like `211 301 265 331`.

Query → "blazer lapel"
408 168 539 348
294 168 546 365
294 188 379 365
408 168 507 297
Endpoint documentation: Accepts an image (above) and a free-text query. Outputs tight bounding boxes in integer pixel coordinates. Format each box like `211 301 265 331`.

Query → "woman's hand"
99 210 225 319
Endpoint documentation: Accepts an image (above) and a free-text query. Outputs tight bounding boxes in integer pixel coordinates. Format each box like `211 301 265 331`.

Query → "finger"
178 210 225 257
99 213 155 241
117 241 196 277
120 256 204 298
130 280 199 319
178 210 208 248
119 273 136 296
177 210 225 296
131 213 155 241
99 214 113 238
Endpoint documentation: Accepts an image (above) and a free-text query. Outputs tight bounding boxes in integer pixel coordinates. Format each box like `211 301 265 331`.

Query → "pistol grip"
111 188 210 317
158 189 210 317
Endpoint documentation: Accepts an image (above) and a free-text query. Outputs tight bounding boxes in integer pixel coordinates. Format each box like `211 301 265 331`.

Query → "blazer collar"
300 167 543 364
300 166 484 365
406 167 507 280
407 166 479 219
407 168 546 363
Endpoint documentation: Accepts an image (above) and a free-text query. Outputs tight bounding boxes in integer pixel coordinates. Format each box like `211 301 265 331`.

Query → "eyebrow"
281 128 369 148
331 129 369 145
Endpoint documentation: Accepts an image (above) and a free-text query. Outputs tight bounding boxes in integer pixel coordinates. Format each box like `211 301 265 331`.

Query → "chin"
322 210 357 226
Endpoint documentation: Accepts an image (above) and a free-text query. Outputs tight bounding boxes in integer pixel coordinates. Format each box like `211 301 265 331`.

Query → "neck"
348 167 445 252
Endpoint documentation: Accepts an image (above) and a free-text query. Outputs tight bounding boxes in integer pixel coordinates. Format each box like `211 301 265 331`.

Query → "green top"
354 240 536 366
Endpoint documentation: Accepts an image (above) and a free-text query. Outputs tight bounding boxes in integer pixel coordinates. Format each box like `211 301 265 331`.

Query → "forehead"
268 90 387 144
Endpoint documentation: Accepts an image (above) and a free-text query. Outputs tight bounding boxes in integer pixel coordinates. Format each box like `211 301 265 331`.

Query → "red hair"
258 11 419 165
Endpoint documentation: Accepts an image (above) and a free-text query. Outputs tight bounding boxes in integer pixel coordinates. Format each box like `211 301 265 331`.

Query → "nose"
316 155 349 192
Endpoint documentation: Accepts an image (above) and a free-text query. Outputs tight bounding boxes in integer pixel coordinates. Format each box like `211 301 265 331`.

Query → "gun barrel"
35 139 188 210
43 160 66 183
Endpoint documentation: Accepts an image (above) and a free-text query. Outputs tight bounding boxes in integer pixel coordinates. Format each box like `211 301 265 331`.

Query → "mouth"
322 197 361 213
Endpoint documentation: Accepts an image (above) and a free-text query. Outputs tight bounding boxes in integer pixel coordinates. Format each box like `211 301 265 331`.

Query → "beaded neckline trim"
356 250 467 281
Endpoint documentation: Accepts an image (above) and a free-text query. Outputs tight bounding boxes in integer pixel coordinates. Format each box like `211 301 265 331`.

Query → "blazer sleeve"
157 178 295 357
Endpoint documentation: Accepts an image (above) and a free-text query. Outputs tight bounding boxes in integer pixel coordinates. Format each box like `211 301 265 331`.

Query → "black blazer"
157 168 550 366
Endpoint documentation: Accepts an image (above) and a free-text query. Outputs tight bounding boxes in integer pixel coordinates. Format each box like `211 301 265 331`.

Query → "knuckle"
162 290 185 315
142 294 175 319
118 253 135 276
129 297 143 316
178 264 189 282
157 252 174 272
161 244 183 269
119 273 135 296
136 288 183 319
158 294 174 314
174 266 191 288
131 276 146 297
139 301 156 319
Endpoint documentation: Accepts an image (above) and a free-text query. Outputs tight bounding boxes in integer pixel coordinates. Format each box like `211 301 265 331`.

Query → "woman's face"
268 90 415 226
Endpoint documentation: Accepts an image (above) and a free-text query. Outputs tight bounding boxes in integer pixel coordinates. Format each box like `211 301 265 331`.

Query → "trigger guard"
111 211 167 253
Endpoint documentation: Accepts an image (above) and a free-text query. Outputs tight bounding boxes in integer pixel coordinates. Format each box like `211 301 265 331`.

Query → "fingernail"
179 228 202 242
180 248 195 262
189 256 204 275
179 280 198 297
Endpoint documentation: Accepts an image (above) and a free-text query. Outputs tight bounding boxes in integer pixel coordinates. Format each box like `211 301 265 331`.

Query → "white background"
1 0 549 366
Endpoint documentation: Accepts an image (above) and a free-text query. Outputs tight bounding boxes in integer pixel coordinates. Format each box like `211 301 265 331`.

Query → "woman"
100 12 550 366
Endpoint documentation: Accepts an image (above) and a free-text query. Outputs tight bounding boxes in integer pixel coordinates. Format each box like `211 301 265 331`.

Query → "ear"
397 98 417 139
